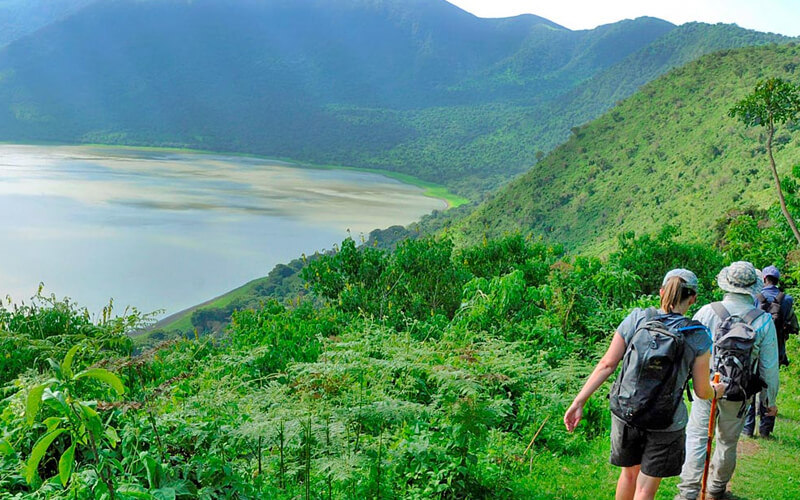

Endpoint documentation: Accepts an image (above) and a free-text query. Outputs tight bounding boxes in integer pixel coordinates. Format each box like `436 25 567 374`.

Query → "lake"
0 145 447 317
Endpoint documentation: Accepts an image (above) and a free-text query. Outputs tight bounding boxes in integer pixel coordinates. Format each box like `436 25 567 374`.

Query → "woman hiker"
563 269 726 500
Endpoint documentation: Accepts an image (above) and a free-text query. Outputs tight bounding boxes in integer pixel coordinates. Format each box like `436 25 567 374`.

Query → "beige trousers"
676 394 748 499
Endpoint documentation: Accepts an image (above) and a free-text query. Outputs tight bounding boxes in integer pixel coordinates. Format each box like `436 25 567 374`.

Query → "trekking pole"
700 373 721 500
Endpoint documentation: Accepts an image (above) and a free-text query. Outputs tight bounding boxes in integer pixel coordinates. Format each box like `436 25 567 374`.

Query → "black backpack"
756 291 785 336
610 308 702 430
710 303 765 409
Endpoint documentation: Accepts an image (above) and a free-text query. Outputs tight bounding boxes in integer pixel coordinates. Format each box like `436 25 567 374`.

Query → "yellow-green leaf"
25 384 47 427
78 402 98 419
61 344 81 379
0 439 13 456
78 403 103 439
58 442 75 487
25 428 65 484
73 368 125 395
115 485 152 498
43 417 63 432
105 426 120 448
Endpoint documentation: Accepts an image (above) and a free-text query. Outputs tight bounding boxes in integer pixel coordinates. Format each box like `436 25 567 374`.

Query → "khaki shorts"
610 415 686 478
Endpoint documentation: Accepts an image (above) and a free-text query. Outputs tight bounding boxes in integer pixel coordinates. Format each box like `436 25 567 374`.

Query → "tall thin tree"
729 77 800 245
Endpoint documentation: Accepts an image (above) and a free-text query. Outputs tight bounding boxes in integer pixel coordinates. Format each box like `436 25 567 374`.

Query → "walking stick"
700 373 721 500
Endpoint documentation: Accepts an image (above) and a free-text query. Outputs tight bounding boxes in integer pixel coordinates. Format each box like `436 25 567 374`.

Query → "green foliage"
457 234 564 282
0 289 152 385
5 221 800 498
140 256 314 345
729 77 800 128
227 300 332 378
303 236 469 329
22 348 125 494
457 43 800 250
719 210 790 266
609 226 725 298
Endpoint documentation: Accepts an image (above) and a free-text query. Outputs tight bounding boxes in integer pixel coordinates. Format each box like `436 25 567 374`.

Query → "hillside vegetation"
3 201 800 498
148 42 800 339
455 43 800 249
0 0 790 197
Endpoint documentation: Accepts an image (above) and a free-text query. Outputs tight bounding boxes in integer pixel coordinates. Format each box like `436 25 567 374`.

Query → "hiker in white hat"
675 261 780 500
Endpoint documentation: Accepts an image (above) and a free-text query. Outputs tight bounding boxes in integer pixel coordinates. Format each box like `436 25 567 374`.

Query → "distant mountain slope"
0 0 95 46
453 43 800 251
0 0 791 197
549 22 797 138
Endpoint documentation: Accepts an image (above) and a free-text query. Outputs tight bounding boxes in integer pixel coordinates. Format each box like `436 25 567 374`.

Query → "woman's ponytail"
660 276 696 313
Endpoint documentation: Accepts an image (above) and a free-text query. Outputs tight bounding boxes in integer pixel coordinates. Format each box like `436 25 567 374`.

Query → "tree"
729 77 800 245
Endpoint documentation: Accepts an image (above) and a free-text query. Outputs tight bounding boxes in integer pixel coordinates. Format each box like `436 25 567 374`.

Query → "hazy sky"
446 0 800 37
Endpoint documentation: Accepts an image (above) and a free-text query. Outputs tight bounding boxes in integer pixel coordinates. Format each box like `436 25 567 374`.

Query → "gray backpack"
710 303 765 407
610 308 703 429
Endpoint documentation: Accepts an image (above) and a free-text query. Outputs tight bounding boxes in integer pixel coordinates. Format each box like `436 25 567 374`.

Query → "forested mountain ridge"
453 43 800 251
0 0 791 197
534 22 799 147
0 0 95 47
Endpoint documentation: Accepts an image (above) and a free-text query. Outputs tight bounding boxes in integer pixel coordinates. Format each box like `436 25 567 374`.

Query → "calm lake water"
0 145 446 317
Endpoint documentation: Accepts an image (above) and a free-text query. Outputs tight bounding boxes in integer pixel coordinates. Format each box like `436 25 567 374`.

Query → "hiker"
743 264 796 438
756 265 795 367
564 269 725 500
675 261 779 500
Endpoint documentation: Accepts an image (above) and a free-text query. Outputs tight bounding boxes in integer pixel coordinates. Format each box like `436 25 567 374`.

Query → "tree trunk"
767 122 800 245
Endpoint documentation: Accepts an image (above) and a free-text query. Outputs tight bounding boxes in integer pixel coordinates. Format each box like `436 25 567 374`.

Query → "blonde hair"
660 276 696 313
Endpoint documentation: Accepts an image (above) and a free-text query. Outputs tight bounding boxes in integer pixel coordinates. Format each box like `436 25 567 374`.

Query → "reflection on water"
0 145 446 316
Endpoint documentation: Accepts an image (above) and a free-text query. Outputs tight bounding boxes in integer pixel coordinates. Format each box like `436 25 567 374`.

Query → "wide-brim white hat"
717 261 763 295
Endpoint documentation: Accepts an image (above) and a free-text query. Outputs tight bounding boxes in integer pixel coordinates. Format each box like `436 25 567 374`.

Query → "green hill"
454 43 800 250
0 0 790 197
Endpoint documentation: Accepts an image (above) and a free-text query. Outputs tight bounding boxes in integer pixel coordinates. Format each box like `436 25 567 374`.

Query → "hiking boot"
759 432 773 439
672 495 696 500
741 429 753 438
708 491 732 500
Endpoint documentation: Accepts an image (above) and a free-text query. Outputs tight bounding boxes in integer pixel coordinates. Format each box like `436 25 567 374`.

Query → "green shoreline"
1 140 468 334
3 141 470 208
143 277 263 339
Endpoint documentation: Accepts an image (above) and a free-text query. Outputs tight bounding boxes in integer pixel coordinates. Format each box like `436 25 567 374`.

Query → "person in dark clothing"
743 265 794 438
757 265 794 367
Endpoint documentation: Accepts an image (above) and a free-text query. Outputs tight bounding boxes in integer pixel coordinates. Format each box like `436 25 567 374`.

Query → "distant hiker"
564 269 725 500
675 261 779 500
756 265 796 367
742 264 796 438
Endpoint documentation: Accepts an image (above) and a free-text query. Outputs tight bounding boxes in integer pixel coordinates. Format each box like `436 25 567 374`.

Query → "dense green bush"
2 216 798 498
0 290 152 385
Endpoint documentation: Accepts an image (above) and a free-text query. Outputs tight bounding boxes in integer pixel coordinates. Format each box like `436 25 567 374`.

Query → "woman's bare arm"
564 332 626 432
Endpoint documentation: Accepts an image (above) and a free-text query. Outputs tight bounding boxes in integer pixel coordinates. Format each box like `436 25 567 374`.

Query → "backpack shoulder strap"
776 292 786 305
643 307 659 321
711 302 730 321
742 307 765 325
677 318 705 332
756 293 768 305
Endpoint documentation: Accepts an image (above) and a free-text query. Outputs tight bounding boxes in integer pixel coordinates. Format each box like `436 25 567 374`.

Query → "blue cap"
762 265 780 280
